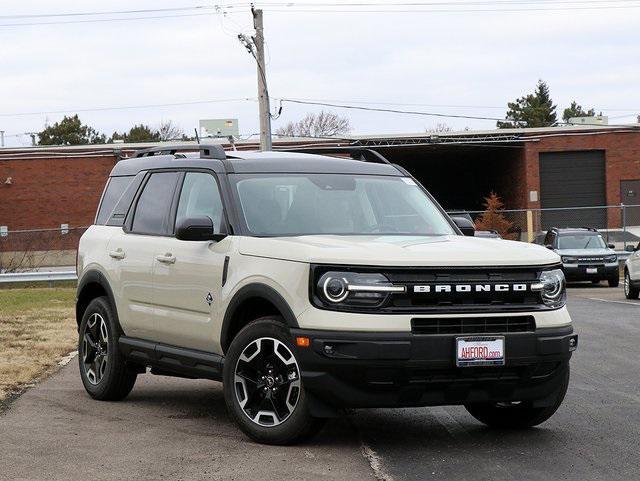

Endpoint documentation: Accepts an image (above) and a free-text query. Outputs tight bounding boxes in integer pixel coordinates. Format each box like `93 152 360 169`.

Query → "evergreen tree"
497 80 557 128
474 192 517 240
562 101 597 122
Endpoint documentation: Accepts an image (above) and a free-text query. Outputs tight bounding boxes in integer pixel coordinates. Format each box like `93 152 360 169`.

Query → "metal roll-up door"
539 151 606 229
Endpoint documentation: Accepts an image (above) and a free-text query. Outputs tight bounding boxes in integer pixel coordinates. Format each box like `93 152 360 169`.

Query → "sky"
0 0 639 147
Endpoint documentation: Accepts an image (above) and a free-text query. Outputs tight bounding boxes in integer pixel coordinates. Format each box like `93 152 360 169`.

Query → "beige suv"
76 145 577 444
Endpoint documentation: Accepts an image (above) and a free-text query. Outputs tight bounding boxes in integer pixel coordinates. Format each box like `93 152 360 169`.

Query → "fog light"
568 335 578 351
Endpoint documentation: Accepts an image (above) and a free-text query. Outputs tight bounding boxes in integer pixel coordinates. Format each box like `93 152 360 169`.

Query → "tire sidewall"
223 317 315 444
78 296 120 398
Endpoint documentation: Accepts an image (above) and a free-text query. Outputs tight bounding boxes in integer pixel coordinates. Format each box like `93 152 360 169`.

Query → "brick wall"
0 153 117 250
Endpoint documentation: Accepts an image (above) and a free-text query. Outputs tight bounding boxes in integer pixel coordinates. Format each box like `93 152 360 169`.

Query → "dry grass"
0 287 77 401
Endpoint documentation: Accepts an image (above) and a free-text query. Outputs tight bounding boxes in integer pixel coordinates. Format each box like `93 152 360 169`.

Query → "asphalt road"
1 285 639 481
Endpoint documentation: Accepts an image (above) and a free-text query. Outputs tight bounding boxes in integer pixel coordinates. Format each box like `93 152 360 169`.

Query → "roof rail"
279 146 391 165
133 144 226 160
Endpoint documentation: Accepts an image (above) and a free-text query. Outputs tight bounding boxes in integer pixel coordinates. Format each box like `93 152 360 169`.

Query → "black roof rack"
279 146 391 165
133 144 226 160
551 226 598 232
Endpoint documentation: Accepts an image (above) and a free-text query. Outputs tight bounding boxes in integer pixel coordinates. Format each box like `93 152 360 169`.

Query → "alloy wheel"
82 313 109 385
234 337 301 427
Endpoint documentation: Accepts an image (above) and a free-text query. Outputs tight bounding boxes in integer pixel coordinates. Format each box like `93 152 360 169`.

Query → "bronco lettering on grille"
413 284 529 293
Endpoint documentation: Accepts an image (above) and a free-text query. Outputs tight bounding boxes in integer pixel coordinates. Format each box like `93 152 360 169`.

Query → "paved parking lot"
1 286 639 481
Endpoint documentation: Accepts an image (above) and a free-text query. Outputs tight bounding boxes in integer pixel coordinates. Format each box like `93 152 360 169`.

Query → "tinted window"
176 173 224 233
558 233 606 249
96 176 133 225
233 174 455 236
132 172 179 235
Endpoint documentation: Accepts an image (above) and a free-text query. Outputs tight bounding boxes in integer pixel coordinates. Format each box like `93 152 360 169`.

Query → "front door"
621 180 640 227
151 171 230 353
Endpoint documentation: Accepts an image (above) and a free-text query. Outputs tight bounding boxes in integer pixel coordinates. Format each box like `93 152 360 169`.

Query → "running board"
119 337 224 381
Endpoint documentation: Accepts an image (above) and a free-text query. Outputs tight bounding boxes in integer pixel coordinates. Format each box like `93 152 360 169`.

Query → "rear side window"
96 176 133 225
131 172 179 235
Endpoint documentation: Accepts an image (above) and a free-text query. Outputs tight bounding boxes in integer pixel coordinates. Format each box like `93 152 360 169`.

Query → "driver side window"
175 172 224 233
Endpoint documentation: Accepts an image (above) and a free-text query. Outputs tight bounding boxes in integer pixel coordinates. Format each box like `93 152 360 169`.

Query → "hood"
555 248 615 257
238 235 560 267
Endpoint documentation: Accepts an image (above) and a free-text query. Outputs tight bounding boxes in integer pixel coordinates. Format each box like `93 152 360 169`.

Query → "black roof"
110 149 403 177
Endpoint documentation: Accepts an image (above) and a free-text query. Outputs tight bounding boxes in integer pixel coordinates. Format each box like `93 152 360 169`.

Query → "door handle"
109 249 126 260
156 253 176 264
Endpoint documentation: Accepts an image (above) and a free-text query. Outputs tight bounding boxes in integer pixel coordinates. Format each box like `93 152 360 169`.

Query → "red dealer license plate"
456 336 505 367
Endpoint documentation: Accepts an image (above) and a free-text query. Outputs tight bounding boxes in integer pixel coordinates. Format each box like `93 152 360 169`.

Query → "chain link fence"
2 204 640 274
0 227 88 273
468 204 640 251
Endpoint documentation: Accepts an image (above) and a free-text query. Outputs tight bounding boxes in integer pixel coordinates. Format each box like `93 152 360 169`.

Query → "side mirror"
625 245 636 252
607 243 616 249
545 244 554 250
175 216 225 242
450 216 476 237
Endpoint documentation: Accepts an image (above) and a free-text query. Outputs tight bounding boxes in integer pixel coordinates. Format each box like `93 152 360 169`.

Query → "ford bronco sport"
76 145 577 445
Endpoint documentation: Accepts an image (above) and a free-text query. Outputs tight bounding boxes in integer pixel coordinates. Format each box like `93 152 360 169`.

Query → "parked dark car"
542 227 619 287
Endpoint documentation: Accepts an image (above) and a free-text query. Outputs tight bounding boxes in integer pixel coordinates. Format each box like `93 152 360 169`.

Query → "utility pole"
252 8 272 151
0 131 4 147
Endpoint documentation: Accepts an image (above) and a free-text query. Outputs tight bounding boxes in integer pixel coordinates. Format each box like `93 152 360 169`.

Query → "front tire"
464 367 569 429
78 296 137 401
608 276 619 288
624 271 639 299
223 317 324 445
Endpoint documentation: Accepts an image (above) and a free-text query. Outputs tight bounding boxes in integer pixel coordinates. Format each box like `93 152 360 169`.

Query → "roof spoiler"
133 144 226 160
279 146 391 165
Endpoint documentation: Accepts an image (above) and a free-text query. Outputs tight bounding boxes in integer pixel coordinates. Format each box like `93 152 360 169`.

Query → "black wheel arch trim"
76 270 123 335
221 283 299 352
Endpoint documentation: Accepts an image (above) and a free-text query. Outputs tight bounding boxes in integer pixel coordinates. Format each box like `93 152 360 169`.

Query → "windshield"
232 174 456 236
558 234 607 249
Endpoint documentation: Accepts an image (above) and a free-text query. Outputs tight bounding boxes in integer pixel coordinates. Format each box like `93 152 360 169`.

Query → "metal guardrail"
0 270 77 283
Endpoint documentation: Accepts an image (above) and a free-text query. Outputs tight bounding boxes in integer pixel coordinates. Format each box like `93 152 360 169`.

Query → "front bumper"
290 326 576 415
562 263 619 281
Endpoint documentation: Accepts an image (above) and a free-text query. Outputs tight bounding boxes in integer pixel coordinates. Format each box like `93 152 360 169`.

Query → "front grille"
386 267 544 312
411 315 536 335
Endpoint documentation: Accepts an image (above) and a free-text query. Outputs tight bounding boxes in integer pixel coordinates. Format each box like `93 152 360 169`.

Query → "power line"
280 97 640 112
0 98 256 117
280 98 509 121
0 5 215 19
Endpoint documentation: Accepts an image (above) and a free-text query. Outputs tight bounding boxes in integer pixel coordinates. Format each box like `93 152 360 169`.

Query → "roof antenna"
194 128 200 144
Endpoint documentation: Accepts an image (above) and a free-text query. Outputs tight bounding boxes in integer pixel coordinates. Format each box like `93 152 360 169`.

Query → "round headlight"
539 269 566 308
322 276 349 303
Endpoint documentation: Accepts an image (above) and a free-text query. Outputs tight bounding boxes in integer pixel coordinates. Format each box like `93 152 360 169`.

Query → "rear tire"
78 297 137 401
223 317 324 445
624 271 639 299
608 276 619 288
464 367 569 429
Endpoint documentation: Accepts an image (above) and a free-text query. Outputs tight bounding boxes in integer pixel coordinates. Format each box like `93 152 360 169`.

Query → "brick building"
1 125 639 241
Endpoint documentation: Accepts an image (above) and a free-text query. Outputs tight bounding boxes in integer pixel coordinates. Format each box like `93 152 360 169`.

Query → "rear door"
151 171 230 352
107 171 180 339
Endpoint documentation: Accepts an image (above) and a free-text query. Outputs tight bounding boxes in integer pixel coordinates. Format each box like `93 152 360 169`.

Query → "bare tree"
276 111 351 138
157 120 185 141
426 123 453 133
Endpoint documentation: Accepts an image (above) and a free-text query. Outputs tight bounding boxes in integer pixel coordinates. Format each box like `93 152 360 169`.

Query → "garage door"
539 151 606 229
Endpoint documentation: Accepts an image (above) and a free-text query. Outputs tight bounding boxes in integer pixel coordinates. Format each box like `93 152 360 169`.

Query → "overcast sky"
1 0 638 147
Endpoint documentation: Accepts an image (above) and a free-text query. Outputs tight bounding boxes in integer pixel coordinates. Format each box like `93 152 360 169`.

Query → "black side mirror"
625 244 637 252
545 244 554 250
607 243 616 249
450 216 476 237
175 216 225 242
